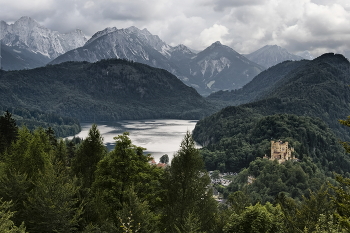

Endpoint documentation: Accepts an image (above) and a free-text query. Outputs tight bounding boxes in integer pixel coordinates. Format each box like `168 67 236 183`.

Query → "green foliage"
159 154 169 164
72 124 106 188
224 202 286 233
4 127 52 181
330 175 350 231
0 171 32 227
312 214 345 233
0 59 217 122
0 108 81 138
211 170 220 180
207 53 350 141
0 199 26 233
195 114 349 176
0 110 18 156
276 185 334 233
92 132 163 228
22 166 83 233
162 131 217 232
117 187 158 233
227 190 251 215
0 125 83 232
228 158 329 203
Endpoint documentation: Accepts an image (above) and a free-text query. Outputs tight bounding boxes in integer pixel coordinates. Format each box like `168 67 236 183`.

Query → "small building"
270 140 294 163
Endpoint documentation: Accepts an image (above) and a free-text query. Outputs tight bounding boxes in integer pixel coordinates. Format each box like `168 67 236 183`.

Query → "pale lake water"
67 119 200 162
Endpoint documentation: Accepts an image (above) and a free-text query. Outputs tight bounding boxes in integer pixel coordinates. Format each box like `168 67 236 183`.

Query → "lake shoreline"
66 119 200 162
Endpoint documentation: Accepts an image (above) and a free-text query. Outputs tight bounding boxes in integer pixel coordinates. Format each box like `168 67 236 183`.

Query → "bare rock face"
51 27 264 95
0 16 87 69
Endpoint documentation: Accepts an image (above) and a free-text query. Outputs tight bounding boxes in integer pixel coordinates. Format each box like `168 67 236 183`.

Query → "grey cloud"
210 0 265 11
2 0 350 57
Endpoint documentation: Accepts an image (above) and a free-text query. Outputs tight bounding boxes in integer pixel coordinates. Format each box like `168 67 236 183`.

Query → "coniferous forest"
1 53 350 232
1 109 350 233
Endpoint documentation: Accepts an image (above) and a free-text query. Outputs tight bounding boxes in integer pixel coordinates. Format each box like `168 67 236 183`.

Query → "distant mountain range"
0 16 316 95
245 45 304 68
49 27 264 95
0 59 216 121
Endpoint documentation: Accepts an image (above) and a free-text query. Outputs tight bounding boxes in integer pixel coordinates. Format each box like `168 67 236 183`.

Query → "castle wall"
270 140 294 163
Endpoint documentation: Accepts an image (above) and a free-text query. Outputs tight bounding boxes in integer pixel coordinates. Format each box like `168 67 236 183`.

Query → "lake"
67 119 200 162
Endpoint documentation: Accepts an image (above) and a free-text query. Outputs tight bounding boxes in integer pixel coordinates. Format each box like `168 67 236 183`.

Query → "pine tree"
0 199 27 233
91 132 163 231
72 124 106 189
0 110 18 156
162 131 217 232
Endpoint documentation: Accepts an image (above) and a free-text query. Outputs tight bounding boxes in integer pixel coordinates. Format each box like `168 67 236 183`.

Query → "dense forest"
0 59 217 121
0 108 80 137
206 53 350 141
190 53 350 226
1 112 350 232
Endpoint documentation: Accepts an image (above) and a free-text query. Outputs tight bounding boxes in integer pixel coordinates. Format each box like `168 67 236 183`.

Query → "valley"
1 14 350 233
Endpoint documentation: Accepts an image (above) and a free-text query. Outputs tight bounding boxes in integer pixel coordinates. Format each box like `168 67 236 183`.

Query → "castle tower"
270 140 294 163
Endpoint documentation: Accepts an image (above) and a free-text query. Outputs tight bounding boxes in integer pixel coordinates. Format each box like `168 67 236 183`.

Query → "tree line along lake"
67 119 200 162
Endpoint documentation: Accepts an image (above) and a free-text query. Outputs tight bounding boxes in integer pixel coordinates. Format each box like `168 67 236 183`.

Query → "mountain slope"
50 27 264 95
193 53 350 173
0 59 216 121
208 59 309 105
49 26 174 73
246 45 304 68
183 41 265 94
0 16 87 70
0 42 51 70
203 53 350 141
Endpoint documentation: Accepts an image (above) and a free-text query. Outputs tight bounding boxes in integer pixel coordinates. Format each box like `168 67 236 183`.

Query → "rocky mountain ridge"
0 16 87 69
245 45 305 68
50 27 264 95
1 16 311 96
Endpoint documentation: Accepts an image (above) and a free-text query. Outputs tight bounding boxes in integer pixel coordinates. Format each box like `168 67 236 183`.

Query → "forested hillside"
208 60 309 105
1 113 350 232
0 107 80 137
0 59 217 121
205 53 350 140
194 113 349 174
193 53 350 212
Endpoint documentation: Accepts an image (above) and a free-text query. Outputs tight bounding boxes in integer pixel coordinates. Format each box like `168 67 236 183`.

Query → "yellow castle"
269 140 294 163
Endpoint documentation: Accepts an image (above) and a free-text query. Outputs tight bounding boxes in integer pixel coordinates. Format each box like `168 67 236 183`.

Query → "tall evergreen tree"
0 110 18 156
72 124 106 189
162 131 217 232
91 132 163 230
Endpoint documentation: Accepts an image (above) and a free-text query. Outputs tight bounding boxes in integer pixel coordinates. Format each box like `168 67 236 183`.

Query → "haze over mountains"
245 45 304 68
1 16 312 96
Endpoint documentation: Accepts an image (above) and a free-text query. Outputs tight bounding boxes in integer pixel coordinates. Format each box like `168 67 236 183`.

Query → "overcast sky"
1 0 350 57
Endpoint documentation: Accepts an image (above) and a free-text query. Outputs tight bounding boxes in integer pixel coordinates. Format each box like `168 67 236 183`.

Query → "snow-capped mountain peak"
1 16 87 59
